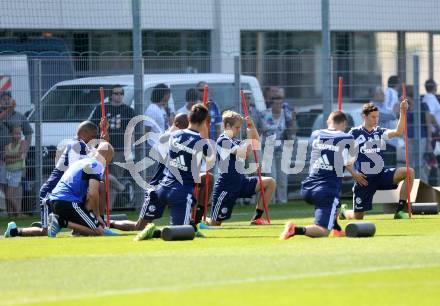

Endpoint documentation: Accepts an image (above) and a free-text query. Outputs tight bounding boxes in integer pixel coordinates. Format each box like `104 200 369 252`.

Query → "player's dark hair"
362 102 379 116
387 75 400 88
77 120 98 135
189 103 208 124
151 83 170 103
173 113 189 129
425 78 437 93
328 111 347 124
185 88 198 102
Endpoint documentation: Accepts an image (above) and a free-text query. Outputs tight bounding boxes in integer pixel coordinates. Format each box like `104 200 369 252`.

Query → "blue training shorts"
353 167 397 212
156 184 194 225
301 188 340 231
210 176 258 222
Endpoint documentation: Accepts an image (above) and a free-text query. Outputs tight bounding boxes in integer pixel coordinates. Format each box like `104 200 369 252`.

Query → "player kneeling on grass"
205 110 275 226
109 113 189 233
46 142 114 237
4 121 99 238
134 104 214 240
340 100 414 220
281 111 354 239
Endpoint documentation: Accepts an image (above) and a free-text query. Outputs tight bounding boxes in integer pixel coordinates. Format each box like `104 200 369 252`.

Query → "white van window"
34 85 133 122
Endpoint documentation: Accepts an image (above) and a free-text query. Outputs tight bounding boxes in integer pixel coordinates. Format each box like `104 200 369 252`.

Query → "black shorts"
51 200 99 229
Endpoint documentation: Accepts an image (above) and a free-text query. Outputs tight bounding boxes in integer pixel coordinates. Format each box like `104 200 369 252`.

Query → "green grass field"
1 201 440 306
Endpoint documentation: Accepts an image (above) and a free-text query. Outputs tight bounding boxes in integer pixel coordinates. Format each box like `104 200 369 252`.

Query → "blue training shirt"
215 133 246 193
349 125 390 176
160 128 208 187
302 129 354 194
49 157 104 203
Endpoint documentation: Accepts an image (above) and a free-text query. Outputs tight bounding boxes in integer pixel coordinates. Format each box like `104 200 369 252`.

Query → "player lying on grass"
280 111 354 239
204 110 275 226
46 141 114 237
340 100 414 220
4 121 99 238
109 113 190 232
134 104 214 240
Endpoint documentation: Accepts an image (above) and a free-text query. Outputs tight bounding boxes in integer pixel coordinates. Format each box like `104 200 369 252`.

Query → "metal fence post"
321 0 332 127
413 55 421 178
33 59 43 213
132 0 145 205
234 55 241 111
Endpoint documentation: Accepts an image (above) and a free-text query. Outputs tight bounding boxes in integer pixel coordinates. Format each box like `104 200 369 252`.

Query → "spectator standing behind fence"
0 92 32 197
406 85 437 185
384 75 401 117
422 79 440 139
263 86 279 109
4 125 26 216
371 86 396 130
260 89 295 204
196 81 222 140
144 84 171 143
90 85 136 179
177 88 199 114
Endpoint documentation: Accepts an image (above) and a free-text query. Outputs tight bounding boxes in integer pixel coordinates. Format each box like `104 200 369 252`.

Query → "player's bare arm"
345 164 368 186
386 99 408 139
87 179 104 225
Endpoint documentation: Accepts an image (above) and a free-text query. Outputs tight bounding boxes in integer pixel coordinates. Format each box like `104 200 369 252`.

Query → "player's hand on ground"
352 171 368 186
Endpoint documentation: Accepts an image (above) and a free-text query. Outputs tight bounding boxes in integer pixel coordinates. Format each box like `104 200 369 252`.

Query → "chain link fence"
0 52 437 215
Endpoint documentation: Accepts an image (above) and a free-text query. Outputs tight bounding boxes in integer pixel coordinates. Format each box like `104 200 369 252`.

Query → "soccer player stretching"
47 142 114 237
134 104 214 240
281 111 354 239
206 110 275 226
340 100 414 220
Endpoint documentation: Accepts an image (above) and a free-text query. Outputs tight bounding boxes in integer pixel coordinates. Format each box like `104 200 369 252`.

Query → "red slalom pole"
401 84 412 218
202 84 210 221
99 87 111 226
192 184 199 220
240 90 270 223
337 76 343 111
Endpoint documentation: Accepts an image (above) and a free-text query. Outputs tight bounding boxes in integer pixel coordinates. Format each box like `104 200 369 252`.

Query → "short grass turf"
1 201 440 306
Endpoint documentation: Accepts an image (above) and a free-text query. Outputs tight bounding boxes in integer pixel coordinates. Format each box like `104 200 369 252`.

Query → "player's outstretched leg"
251 176 275 225
393 167 415 219
280 221 330 239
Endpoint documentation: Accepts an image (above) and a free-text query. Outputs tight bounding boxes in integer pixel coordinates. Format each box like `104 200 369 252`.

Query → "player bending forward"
340 100 414 220
109 113 189 233
206 110 275 226
281 111 354 239
46 142 114 237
